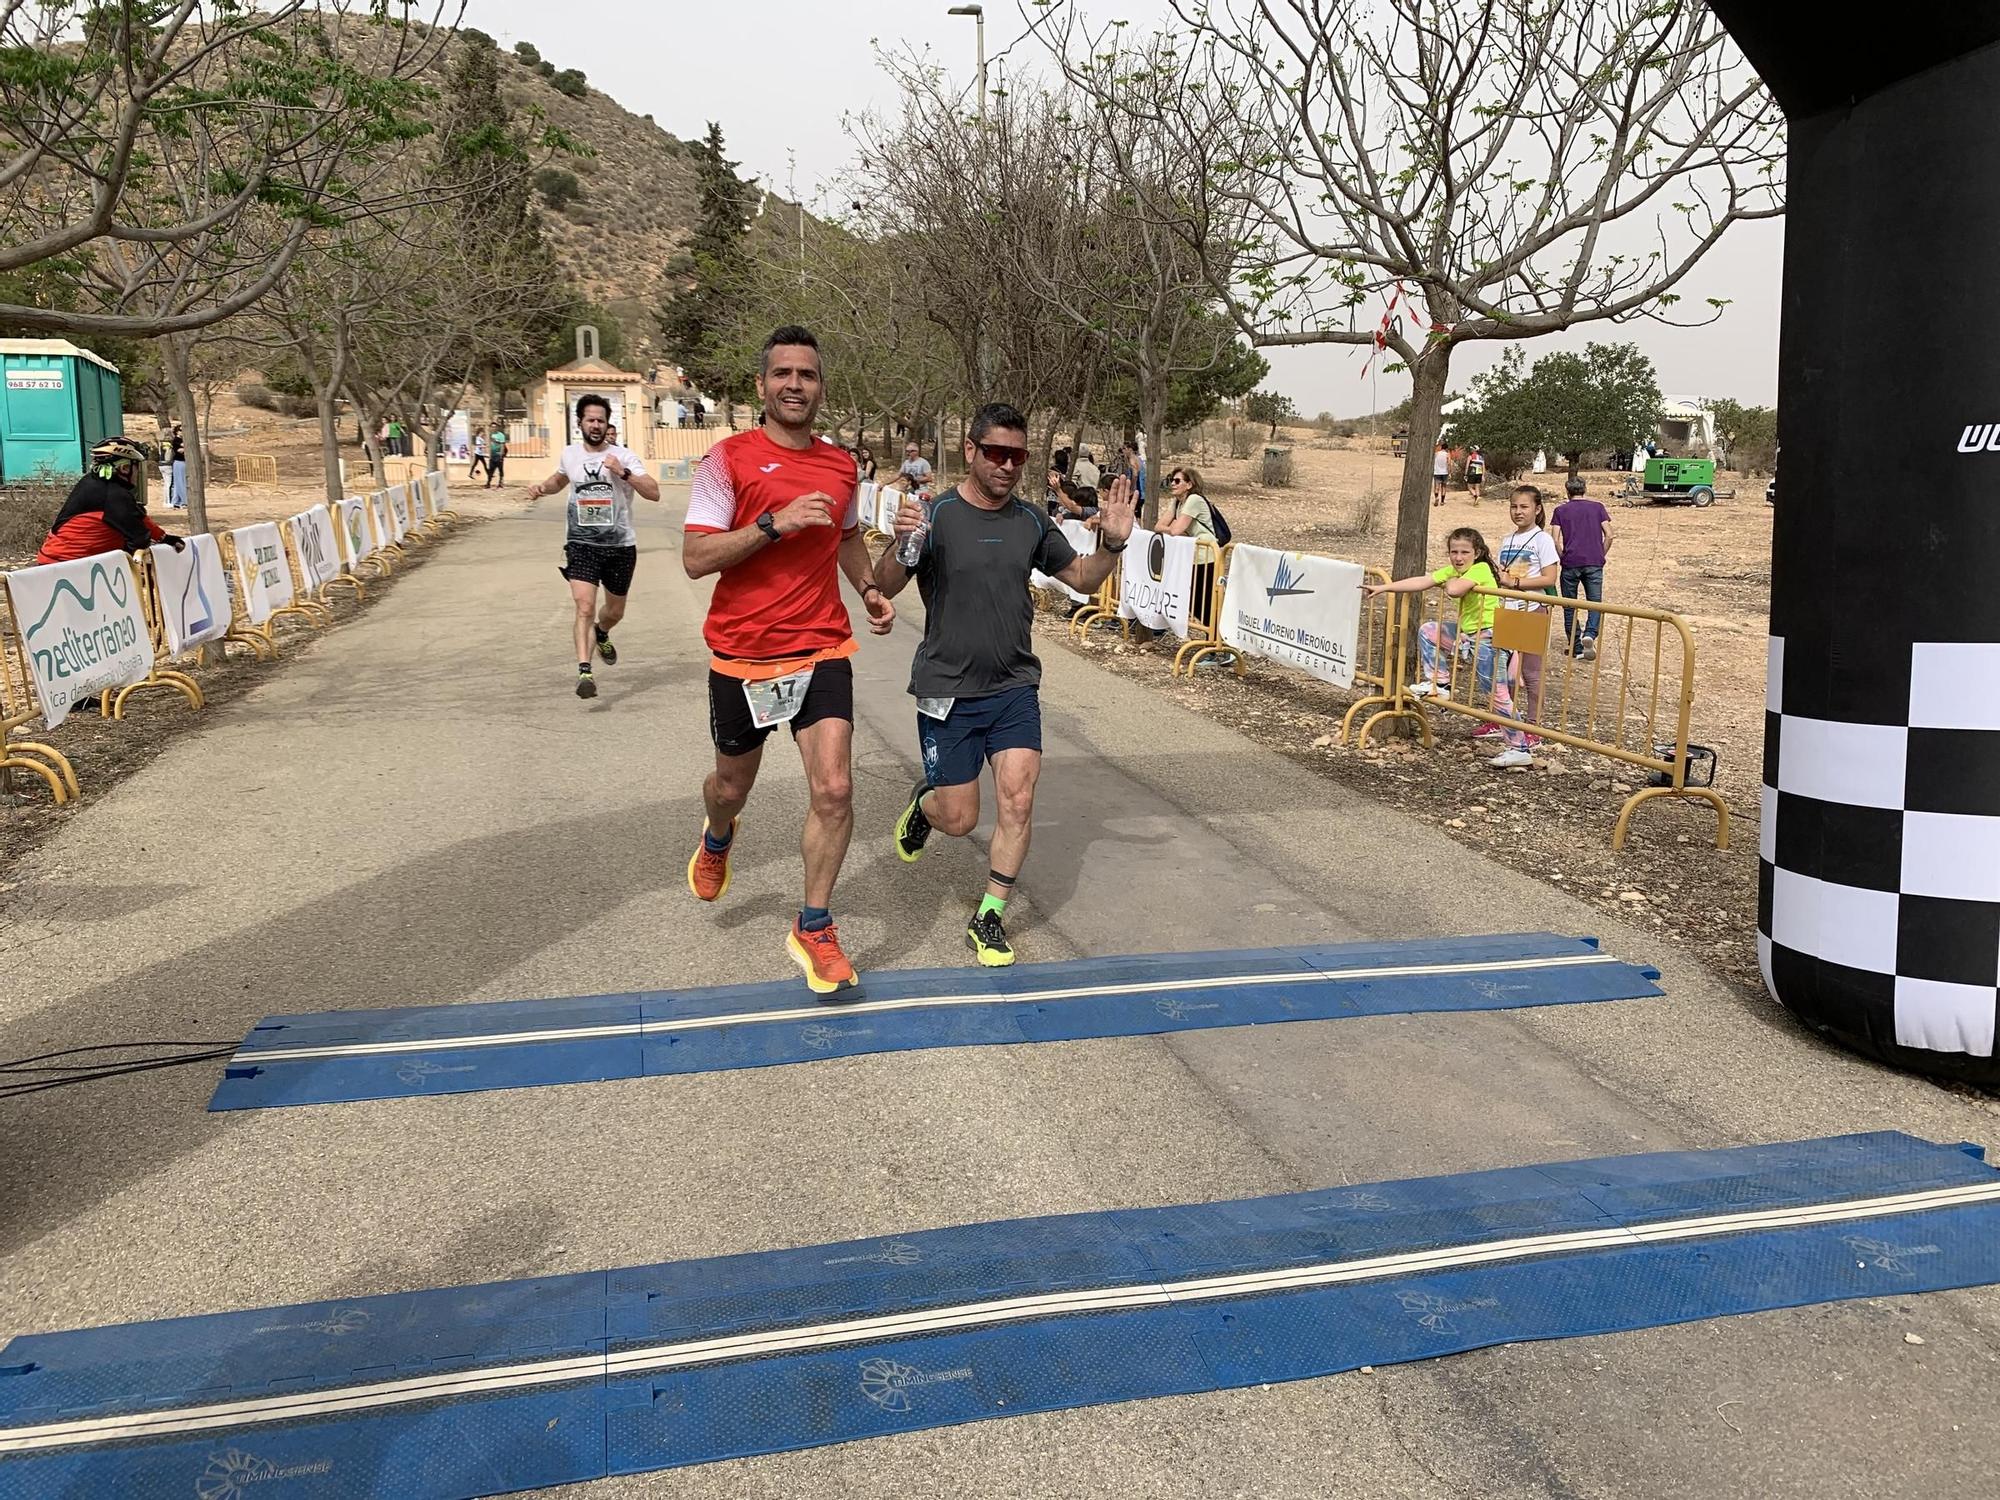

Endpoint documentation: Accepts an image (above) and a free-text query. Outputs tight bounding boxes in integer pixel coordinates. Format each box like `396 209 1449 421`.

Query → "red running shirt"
685 429 861 660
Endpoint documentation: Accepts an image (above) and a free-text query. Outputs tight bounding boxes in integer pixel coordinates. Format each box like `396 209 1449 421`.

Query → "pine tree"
659 123 758 409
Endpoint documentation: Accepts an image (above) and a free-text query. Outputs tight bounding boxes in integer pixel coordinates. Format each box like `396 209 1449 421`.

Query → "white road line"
5 1178 1992 1455
231 953 1629 1066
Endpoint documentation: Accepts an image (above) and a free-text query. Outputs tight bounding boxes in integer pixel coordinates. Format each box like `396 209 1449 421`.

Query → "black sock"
578 662 591 673
594 624 609 643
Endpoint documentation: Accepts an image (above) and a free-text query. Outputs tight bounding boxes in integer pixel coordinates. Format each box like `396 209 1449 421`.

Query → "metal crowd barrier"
108 550 205 720
1096 536 1725 852
1170 538 1243 676
1394 582 1728 850
0 576 80 804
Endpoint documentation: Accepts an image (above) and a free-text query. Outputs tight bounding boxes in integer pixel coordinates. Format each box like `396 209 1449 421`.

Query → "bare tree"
0 1 463 338
848 56 1106 459
1053 0 1783 577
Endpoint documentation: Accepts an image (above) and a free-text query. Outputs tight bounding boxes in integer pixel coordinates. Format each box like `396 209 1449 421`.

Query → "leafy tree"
536 169 585 210
658 123 759 413
1245 390 1298 437
1529 343 1663 477
1707 397 1778 472
550 68 589 99
1447 348 1540 480
538 60 556 79
514 42 541 65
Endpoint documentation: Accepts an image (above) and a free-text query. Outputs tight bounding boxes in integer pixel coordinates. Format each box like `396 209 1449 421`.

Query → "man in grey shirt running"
526 392 662 698
872 401 1134 966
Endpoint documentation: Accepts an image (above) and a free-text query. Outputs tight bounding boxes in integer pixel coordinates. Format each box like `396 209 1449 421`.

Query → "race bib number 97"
576 500 614 528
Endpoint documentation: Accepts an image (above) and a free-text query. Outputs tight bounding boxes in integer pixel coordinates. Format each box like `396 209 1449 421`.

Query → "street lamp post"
947 4 986 118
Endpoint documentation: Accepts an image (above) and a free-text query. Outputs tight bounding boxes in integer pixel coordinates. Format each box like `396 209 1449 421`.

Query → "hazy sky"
463 0 1784 417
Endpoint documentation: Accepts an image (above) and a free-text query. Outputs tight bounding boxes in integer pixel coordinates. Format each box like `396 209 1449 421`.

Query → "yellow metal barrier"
0 575 82 804
1393 582 1729 850
1339 572 1430 746
104 550 204 720
1067 553 1124 641
214 531 281 660
1171 538 1244 677
233 454 278 486
276 525 336 626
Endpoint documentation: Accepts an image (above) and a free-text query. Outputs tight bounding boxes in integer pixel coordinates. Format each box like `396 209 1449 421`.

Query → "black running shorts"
560 542 637 596
708 657 854 758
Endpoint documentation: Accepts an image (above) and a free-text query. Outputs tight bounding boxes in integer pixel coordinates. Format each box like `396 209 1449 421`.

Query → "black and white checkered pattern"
1759 636 2000 1070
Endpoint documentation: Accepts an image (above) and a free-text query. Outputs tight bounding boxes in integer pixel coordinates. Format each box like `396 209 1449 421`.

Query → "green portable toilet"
0 339 124 484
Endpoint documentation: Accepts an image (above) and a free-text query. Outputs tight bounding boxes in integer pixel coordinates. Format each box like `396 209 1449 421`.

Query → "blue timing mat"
210 931 1663 1110
3 1132 1997 1498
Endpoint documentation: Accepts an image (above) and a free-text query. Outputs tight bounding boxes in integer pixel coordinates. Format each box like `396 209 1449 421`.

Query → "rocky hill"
461 33 805 363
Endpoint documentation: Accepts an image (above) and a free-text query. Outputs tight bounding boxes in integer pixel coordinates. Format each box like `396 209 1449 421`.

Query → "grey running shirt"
561 443 648 546
909 489 1078 699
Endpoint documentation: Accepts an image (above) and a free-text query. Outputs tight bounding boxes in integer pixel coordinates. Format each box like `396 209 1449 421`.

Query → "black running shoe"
595 626 617 665
966 907 1015 967
576 669 597 699
894 781 933 863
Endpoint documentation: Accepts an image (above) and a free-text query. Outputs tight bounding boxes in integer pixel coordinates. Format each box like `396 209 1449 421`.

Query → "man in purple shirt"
1549 474 1613 660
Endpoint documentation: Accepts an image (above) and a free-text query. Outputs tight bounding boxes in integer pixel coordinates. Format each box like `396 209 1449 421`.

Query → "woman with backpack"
1161 465 1235 665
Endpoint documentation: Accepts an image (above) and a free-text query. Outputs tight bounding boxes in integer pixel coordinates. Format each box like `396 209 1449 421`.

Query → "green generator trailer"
1640 455 1720 506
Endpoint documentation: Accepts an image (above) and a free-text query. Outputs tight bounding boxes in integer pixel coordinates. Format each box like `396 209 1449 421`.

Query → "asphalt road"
2 490 1995 1499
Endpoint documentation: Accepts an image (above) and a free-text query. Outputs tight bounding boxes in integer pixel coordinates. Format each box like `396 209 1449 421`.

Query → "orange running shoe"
686 819 737 903
786 918 859 996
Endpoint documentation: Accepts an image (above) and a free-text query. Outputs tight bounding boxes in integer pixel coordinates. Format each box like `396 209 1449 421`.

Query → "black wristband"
1102 538 1127 554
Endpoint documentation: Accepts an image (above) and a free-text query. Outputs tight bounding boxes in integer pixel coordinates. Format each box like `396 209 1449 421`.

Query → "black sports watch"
1102 537 1127 553
755 511 781 542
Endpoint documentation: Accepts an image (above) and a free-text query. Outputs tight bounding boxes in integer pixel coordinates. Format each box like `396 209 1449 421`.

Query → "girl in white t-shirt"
1486 483 1561 766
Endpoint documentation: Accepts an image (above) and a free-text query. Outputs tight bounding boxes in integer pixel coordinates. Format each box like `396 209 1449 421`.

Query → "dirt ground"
1050 427 1776 1004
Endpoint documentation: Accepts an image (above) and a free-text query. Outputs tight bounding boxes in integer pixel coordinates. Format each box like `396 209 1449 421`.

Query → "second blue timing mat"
209 932 1663 1111
2 1132 1996 1498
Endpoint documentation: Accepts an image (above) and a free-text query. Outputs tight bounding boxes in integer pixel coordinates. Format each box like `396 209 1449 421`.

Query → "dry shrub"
1346 486 1391 535
0 483 62 564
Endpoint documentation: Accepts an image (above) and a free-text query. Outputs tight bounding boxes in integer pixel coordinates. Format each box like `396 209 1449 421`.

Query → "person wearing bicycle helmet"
34 436 185 565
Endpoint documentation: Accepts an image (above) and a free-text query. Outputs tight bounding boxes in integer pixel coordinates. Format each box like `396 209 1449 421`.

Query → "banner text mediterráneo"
33 614 139 680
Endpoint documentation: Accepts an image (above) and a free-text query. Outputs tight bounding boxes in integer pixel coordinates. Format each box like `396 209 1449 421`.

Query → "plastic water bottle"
896 490 931 566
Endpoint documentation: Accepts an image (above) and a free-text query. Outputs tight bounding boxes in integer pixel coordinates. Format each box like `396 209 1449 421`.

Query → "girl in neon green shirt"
1364 528 1520 726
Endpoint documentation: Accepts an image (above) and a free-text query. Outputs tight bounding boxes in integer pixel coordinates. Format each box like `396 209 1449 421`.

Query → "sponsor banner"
369 494 392 553
230 521 292 625
4 553 154 728
287 505 343 593
337 498 375 571
1031 519 1097 603
1118 527 1197 638
387 485 412 541
1222 544 1365 689
149 533 230 656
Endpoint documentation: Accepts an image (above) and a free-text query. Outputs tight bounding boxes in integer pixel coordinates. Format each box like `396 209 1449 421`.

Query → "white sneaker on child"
1488 748 1534 769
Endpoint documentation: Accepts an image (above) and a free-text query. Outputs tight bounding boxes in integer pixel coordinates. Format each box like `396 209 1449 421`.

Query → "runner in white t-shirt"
525 393 662 698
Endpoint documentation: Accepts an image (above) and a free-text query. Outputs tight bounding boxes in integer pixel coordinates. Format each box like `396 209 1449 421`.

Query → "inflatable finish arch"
1713 8 2000 1081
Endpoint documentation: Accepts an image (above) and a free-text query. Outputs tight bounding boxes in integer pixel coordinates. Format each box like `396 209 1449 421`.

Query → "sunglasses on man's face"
973 441 1029 469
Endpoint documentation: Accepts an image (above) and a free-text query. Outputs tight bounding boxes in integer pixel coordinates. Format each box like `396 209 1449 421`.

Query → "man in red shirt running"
682 326 896 995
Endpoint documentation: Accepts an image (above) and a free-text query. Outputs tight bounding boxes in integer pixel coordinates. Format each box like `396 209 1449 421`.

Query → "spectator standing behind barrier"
485 426 508 488
1549 473 1613 661
1073 446 1102 492
167 423 187 509
1120 439 1146 510
1365 528 1522 731
1160 465 1236 669
898 441 933 492
856 445 877 483
1484 484 1560 768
